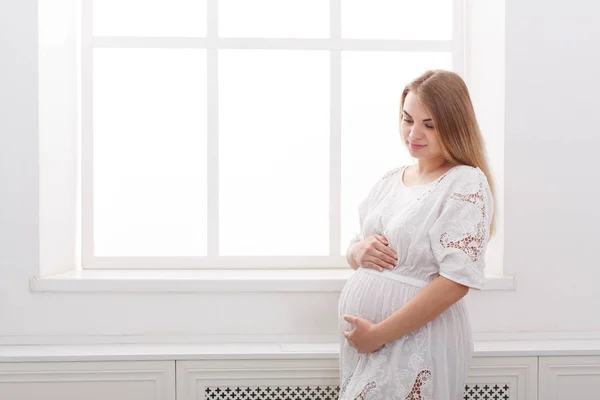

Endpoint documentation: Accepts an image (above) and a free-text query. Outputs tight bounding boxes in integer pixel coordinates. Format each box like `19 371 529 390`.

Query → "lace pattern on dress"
439 182 487 263
405 370 433 400
380 167 404 181
354 381 376 400
339 354 363 399
392 327 433 399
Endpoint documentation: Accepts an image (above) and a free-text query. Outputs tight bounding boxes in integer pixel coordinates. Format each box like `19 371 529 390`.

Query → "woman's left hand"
343 315 385 354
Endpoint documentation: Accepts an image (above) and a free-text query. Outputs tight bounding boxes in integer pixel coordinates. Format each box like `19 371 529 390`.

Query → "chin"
408 149 425 159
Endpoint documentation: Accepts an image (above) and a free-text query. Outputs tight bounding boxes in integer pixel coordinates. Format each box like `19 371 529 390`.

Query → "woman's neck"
415 158 451 176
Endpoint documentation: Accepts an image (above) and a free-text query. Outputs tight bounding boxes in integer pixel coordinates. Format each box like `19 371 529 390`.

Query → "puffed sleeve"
428 168 493 290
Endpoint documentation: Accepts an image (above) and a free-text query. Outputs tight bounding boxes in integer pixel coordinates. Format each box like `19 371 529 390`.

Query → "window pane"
342 0 452 40
93 49 207 256
93 0 207 37
219 0 328 38
340 52 452 254
219 50 329 256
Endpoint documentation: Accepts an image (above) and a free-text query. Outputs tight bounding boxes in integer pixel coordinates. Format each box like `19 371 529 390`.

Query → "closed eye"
403 118 434 129
403 110 434 129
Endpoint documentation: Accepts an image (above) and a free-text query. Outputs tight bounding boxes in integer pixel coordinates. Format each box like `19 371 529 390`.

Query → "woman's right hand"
354 235 398 271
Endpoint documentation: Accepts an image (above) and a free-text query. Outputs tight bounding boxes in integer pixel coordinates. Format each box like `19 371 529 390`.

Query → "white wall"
489 0 600 331
1 0 599 345
0 0 42 338
469 0 600 333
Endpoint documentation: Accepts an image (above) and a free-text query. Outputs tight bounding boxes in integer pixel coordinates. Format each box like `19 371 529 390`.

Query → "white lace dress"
338 165 493 400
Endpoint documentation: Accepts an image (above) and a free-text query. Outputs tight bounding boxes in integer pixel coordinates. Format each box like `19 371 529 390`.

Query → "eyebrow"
403 110 432 122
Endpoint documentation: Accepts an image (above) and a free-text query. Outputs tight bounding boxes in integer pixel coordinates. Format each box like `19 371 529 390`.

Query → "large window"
82 0 466 269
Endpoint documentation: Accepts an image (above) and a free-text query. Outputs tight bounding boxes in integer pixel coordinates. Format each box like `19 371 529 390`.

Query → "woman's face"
400 91 443 160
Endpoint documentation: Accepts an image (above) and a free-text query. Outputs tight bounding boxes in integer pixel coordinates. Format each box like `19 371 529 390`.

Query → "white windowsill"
1 338 599 363
30 269 515 292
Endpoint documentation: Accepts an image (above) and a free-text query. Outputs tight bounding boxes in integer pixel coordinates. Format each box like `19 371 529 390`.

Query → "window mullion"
207 0 219 257
329 0 342 256
82 0 94 268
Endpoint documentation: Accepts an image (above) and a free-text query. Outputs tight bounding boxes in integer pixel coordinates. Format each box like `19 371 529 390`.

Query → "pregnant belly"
338 268 424 326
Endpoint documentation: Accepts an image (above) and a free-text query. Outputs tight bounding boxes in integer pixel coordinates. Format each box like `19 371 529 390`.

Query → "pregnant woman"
338 70 496 400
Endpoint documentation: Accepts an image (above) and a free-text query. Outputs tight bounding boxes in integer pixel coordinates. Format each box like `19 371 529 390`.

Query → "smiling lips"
410 143 427 150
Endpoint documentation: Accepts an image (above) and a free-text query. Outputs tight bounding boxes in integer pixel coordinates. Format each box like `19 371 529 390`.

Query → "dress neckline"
399 164 462 189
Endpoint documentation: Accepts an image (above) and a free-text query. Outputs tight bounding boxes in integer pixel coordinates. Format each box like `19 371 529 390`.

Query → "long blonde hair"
400 70 497 235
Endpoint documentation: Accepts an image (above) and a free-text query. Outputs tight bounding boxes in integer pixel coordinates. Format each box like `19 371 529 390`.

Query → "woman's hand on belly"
343 315 386 354
353 235 398 271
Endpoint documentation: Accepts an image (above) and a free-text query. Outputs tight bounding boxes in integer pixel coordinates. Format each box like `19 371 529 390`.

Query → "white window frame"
80 0 468 270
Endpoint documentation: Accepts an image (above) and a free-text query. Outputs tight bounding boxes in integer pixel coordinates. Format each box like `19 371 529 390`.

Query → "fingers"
343 315 357 325
343 330 356 349
363 252 396 270
357 235 398 271
362 257 392 271
371 247 397 267
374 234 388 246
373 240 398 261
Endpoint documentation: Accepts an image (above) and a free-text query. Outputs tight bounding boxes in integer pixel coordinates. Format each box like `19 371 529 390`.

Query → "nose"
409 125 425 140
